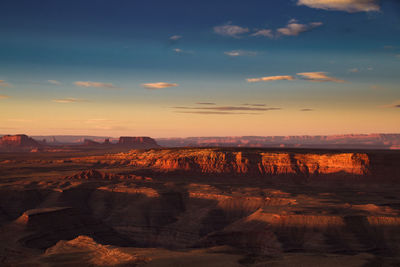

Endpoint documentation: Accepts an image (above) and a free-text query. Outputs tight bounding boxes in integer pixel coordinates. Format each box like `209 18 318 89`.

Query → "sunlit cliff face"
72 148 370 176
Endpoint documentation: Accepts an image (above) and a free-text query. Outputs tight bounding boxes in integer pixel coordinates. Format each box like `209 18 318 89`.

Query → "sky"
0 0 399 138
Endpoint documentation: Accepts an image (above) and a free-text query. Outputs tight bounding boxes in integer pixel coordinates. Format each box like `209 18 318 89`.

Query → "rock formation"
0 134 42 151
82 139 100 146
65 169 150 181
118 136 160 149
74 148 370 177
157 134 400 149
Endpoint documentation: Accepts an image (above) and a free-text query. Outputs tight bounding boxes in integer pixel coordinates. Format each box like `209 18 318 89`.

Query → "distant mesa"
118 136 160 149
0 134 160 151
81 136 160 149
0 134 42 152
83 139 101 146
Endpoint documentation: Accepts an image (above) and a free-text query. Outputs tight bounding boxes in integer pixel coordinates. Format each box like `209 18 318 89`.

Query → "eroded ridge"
73 148 370 176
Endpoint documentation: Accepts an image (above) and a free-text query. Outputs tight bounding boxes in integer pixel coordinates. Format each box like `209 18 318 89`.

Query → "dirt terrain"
0 147 399 266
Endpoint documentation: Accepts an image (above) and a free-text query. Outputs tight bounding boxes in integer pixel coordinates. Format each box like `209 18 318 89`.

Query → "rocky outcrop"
65 169 152 181
118 136 160 149
76 148 370 177
0 134 42 151
44 236 147 266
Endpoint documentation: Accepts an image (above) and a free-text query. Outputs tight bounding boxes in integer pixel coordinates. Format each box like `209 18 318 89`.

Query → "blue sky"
0 0 399 137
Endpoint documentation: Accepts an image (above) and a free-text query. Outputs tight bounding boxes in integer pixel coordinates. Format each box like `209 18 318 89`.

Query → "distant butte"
118 136 160 149
0 134 42 152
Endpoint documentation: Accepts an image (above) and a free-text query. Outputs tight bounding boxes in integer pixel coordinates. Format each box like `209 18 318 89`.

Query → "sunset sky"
1 0 399 137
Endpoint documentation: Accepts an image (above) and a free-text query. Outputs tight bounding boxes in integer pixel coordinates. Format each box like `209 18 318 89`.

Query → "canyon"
0 145 399 266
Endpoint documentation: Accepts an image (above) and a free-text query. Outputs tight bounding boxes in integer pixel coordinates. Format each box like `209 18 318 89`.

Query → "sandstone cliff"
0 134 42 151
74 148 370 177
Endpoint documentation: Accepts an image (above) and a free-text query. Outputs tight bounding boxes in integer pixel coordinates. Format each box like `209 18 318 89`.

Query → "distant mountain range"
1 134 399 150
157 134 400 149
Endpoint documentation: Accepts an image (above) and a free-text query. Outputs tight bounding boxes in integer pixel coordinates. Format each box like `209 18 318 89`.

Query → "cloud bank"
0 94 10 99
297 0 380 13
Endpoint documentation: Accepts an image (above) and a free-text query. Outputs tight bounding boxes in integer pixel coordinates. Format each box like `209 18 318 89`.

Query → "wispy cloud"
380 100 400 108
169 35 182 41
0 94 10 99
297 0 380 13
74 81 118 89
300 108 314 112
242 103 266 107
277 19 323 36
246 75 295 83
173 104 281 115
214 23 249 38
0 80 11 87
48 80 61 85
251 29 274 38
52 98 85 103
247 72 344 83
175 111 263 115
224 50 257 57
196 102 216 105
142 82 179 89
297 72 345 83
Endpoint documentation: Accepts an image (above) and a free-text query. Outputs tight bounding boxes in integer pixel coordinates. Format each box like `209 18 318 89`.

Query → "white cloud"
141 82 179 89
0 94 10 99
52 98 85 103
297 72 345 82
251 29 274 38
247 75 295 83
277 20 323 36
74 81 117 89
0 80 11 87
173 48 183 53
224 50 257 57
169 35 182 41
214 23 249 38
297 0 380 13
48 80 61 85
